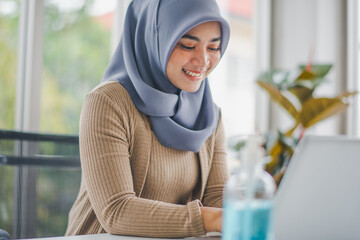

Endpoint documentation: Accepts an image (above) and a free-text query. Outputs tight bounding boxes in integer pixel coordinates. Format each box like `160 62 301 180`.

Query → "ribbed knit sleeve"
202 116 230 208
78 86 206 238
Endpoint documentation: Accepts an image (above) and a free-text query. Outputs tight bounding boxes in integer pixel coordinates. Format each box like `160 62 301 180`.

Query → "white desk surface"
26 233 221 240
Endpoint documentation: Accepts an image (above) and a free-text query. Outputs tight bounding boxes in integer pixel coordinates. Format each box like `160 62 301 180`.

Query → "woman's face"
166 21 221 92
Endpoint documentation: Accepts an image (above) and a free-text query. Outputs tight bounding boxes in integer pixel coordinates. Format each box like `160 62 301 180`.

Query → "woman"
66 0 230 238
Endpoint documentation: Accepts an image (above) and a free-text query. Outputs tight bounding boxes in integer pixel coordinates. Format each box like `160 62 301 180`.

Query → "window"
211 0 256 137
41 0 117 134
0 0 119 238
212 0 270 138
0 0 20 236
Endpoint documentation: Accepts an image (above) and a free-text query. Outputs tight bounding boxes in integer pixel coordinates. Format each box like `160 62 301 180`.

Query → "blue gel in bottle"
223 136 276 240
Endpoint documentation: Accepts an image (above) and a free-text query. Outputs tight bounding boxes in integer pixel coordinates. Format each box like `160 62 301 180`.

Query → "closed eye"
179 43 195 50
209 47 220 51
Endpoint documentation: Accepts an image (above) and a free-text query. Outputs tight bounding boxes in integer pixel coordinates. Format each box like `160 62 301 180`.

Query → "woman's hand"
200 206 223 233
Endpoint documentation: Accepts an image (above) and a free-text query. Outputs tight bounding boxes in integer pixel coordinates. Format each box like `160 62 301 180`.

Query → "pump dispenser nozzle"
241 135 264 170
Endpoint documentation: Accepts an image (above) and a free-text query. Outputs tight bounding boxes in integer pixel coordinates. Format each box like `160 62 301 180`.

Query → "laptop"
274 135 360 240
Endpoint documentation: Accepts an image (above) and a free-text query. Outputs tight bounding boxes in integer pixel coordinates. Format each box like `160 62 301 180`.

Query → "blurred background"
0 0 359 238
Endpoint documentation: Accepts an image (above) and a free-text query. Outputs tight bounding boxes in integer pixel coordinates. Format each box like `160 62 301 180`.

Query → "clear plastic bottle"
223 136 276 240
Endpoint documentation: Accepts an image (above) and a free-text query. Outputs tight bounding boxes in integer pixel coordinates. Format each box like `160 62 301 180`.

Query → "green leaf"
257 81 299 120
295 69 316 80
288 85 314 103
265 140 283 175
337 91 358 99
299 64 332 78
265 130 297 176
298 97 348 128
257 70 292 89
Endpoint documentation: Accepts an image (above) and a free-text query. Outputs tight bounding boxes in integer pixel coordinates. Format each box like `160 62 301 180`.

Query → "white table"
25 233 221 240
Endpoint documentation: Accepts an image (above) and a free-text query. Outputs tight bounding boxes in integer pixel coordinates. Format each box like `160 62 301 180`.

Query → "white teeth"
183 69 202 77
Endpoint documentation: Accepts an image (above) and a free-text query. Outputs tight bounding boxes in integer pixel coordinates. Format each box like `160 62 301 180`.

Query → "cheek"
166 51 187 80
167 52 187 74
173 48 191 62
175 51 192 66
209 53 221 68
166 53 178 75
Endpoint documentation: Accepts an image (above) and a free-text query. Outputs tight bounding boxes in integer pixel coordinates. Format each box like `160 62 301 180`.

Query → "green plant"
257 64 357 185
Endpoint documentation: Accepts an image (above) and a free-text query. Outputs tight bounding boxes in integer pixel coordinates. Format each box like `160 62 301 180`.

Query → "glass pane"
211 0 255 137
41 0 117 134
0 164 81 238
0 133 80 238
0 139 16 234
0 0 19 237
0 165 15 237
0 0 19 130
37 166 81 237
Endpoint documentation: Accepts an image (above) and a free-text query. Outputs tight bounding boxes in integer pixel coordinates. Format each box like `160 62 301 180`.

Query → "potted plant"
257 63 358 185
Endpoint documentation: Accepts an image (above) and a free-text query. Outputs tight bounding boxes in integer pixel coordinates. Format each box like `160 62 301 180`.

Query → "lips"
182 68 203 77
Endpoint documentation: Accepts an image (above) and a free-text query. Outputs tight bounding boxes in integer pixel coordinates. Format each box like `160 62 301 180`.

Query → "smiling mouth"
182 68 203 77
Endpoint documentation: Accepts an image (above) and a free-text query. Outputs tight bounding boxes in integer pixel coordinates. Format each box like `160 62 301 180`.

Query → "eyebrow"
181 34 221 42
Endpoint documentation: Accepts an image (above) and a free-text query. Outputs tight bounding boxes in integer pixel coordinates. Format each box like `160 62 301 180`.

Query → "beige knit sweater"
65 82 229 238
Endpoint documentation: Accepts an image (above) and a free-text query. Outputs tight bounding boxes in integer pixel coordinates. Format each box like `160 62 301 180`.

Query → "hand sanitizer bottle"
223 136 276 240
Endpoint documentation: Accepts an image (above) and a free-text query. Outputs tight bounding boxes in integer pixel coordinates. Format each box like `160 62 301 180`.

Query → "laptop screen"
274 135 360 240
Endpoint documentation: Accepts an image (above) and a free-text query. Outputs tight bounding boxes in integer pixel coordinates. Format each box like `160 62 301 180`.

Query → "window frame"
346 0 359 136
15 0 43 133
254 0 272 134
14 1 44 238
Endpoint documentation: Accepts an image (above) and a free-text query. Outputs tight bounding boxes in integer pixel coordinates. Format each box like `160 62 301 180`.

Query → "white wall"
270 0 347 135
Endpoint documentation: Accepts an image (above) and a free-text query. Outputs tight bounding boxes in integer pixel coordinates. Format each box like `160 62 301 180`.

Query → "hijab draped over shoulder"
101 0 230 152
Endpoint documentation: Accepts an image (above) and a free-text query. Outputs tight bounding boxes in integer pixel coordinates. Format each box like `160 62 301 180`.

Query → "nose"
191 48 209 68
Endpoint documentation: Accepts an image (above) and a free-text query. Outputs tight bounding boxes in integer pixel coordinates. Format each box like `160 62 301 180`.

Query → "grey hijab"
102 0 230 152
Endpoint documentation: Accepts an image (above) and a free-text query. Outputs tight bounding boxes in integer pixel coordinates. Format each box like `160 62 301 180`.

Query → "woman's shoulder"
83 81 143 121
89 81 130 100
85 81 136 109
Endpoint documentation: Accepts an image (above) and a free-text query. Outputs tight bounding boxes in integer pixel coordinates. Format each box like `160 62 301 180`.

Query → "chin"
182 84 202 93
